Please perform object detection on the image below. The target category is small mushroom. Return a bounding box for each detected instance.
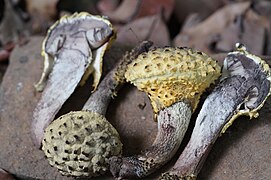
[160,43,271,179]
[109,47,221,178]
[42,41,153,177]
[32,12,115,146]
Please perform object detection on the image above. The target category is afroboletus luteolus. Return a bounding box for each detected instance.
[41,41,153,177]
[32,12,115,146]
[160,43,271,179]
[109,47,221,178]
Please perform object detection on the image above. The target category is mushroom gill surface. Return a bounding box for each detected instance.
[160,44,271,179]
[41,41,153,177]
[109,47,221,179]
[32,12,115,147]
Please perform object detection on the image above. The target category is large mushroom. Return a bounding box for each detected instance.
[41,41,153,177]
[109,47,221,178]
[160,43,271,179]
[32,12,115,146]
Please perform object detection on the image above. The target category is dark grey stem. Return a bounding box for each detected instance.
[109,101,192,179]
[83,40,153,115]
[160,52,271,179]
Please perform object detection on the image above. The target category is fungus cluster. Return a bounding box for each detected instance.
[41,41,153,177]
[109,47,221,178]
[33,12,271,179]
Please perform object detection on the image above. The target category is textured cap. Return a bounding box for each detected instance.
[125,47,221,113]
[42,111,122,177]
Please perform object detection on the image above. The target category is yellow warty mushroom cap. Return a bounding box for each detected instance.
[125,47,221,113]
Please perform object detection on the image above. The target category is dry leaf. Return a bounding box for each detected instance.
[0,169,14,180]
[97,0,120,14]
[134,0,174,21]
[0,0,30,45]
[0,49,10,62]
[174,2,268,54]
[103,0,140,23]
[104,0,174,23]
[26,0,59,33]
[116,14,170,47]
[174,0,224,24]
[253,0,271,55]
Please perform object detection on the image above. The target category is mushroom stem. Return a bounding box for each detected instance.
[109,101,192,179]
[160,44,271,179]
[161,78,246,179]
[82,41,153,114]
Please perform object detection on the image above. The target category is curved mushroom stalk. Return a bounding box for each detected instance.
[109,47,221,178]
[160,44,271,179]
[32,12,115,146]
[41,41,153,177]
[110,102,191,179]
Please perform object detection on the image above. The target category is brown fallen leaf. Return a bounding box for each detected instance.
[0,0,30,45]
[102,0,140,23]
[253,0,271,55]
[97,0,120,14]
[103,0,174,24]
[173,0,224,24]
[0,49,10,62]
[0,169,14,180]
[26,0,59,33]
[134,0,174,21]
[174,2,268,54]
[116,14,170,47]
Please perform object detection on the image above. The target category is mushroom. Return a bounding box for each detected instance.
[109,47,221,178]
[32,12,115,146]
[160,43,271,179]
[41,41,153,177]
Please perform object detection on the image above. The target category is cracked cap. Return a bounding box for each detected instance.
[125,47,221,114]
